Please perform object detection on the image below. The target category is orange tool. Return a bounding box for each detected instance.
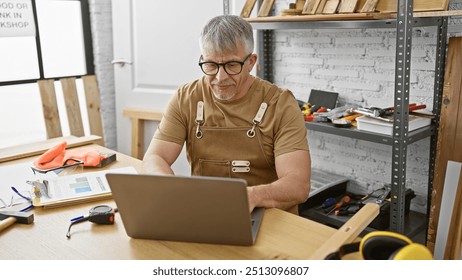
[342,113,362,121]
[409,104,426,112]
[326,195,351,216]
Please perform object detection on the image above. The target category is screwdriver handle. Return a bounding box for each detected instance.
[316,197,336,209]
[325,196,351,216]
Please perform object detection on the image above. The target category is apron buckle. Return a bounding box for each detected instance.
[232,160,250,173]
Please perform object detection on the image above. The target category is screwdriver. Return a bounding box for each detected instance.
[316,197,336,209]
[326,195,351,216]
[335,203,361,216]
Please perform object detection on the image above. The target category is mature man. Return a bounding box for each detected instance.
[142,15,311,213]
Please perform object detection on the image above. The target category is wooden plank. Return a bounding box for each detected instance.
[355,0,367,12]
[61,77,85,137]
[82,75,105,146]
[445,167,462,259]
[257,0,275,17]
[296,0,306,10]
[322,0,340,14]
[315,0,327,14]
[338,0,358,13]
[240,0,257,18]
[246,12,391,22]
[302,0,321,15]
[359,0,379,12]
[377,0,449,13]
[0,135,102,163]
[38,79,62,139]
[309,203,380,259]
[427,37,462,253]
[413,10,462,18]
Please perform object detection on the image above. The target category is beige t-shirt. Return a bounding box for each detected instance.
[155,76,309,166]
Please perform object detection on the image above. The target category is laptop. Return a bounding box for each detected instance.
[105,173,265,246]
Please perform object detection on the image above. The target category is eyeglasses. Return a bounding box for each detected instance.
[0,187,33,212]
[198,53,252,76]
[30,158,84,175]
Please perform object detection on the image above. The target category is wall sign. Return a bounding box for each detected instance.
[0,0,35,37]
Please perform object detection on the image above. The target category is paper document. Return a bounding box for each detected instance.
[33,166,137,207]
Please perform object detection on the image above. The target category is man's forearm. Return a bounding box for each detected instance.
[141,154,175,175]
[247,176,310,212]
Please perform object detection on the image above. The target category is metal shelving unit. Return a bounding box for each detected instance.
[246,0,448,234]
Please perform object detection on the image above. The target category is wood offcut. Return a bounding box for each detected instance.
[38,75,105,146]
[427,37,462,258]
[302,0,321,14]
[376,0,449,13]
[359,0,379,12]
[338,0,358,13]
[257,0,276,17]
[240,0,257,18]
[322,0,340,14]
[309,203,380,259]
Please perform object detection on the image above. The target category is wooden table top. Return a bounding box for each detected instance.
[0,142,340,260]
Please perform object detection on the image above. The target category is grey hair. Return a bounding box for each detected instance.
[199,15,254,55]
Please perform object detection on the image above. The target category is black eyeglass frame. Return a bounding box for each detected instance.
[198,53,253,76]
[31,158,84,175]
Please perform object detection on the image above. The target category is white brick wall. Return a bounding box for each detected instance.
[88,0,116,150]
[89,0,462,213]
[271,0,462,213]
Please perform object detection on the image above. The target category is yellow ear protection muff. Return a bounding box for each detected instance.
[325,231,433,260]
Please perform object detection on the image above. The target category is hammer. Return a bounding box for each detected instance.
[0,210,34,233]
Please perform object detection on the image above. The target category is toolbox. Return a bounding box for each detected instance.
[300,187,416,232]
[367,188,416,230]
[298,168,349,213]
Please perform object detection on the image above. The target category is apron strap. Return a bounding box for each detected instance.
[196,83,279,139]
[195,101,204,139]
[247,84,278,138]
[247,102,268,138]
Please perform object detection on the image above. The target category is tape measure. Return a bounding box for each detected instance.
[66,205,118,238]
[88,205,116,224]
[332,119,352,128]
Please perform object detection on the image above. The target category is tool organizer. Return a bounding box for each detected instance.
[228,0,453,235]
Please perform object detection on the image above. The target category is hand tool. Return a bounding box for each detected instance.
[316,197,336,209]
[326,195,351,216]
[66,205,118,238]
[0,210,34,233]
[375,185,391,204]
[335,208,358,216]
[347,108,394,123]
[370,103,426,117]
[335,203,362,216]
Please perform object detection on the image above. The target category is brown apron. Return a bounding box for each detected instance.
[191,95,277,186]
[189,86,300,214]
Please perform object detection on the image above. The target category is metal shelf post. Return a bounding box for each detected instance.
[390,0,414,233]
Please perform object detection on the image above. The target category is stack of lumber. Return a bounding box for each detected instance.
[241,0,457,21]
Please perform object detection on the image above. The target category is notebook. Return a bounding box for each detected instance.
[105,173,265,246]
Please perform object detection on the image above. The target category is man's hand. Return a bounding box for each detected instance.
[246,149,311,213]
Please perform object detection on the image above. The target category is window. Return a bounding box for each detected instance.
[0,0,93,148]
